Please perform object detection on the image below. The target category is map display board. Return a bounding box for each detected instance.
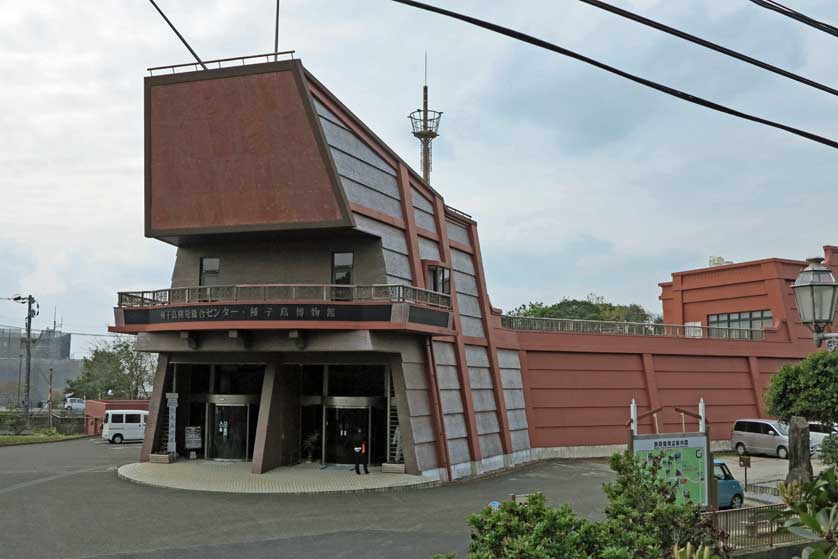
[633,433,710,506]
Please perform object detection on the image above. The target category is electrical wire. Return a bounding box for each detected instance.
[578,0,838,96]
[0,323,121,338]
[749,0,838,38]
[391,0,838,149]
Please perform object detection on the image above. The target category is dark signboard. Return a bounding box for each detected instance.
[123,304,392,325]
[408,306,451,328]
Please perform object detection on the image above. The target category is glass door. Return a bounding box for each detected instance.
[325,407,370,465]
[211,404,248,460]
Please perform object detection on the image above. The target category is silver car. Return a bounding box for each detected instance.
[732,419,817,459]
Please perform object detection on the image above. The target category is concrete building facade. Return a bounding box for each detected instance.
[111,57,829,481]
[0,328,82,408]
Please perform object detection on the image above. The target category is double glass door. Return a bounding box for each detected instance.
[325,407,370,465]
[211,404,248,460]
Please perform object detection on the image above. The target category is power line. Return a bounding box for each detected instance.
[749,0,838,38]
[0,323,122,338]
[578,0,838,97]
[391,0,838,150]
[147,0,207,70]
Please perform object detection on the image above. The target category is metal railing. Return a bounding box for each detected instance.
[500,315,765,341]
[147,51,296,76]
[705,504,801,551]
[117,284,451,310]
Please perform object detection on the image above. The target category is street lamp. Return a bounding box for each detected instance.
[792,257,838,351]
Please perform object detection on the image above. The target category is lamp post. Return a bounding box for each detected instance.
[792,257,838,352]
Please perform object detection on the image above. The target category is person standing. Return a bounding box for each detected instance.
[352,427,369,475]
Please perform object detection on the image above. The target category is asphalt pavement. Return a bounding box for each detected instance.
[0,438,614,559]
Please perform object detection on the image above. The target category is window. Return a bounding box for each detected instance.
[104,414,109,424]
[125,414,141,424]
[199,257,221,287]
[714,463,732,480]
[426,265,451,294]
[684,321,702,338]
[332,252,354,285]
[111,414,124,424]
[708,310,772,332]
[811,424,836,434]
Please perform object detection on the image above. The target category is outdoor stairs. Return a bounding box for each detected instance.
[382,380,404,473]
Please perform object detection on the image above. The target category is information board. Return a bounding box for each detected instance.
[633,433,710,506]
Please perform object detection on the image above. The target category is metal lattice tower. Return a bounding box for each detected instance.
[408,56,442,184]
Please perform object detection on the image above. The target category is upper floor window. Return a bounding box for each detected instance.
[199,257,221,286]
[427,265,451,294]
[708,310,772,331]
[332,252,354,285]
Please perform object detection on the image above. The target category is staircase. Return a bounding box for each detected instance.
[383,376,404,472]
[388,402,403,464]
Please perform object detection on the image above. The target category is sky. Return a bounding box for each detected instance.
[0,1,836,356]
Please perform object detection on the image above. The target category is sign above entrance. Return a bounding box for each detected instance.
[123,303,393,325]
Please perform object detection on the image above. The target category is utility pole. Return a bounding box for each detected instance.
[48,367,53,429]
[16,352,22,408]
[24,295,34,415]
[3,294,37,413]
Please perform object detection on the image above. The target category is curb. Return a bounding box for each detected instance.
[116,465,442,496]
[0,434,91,448]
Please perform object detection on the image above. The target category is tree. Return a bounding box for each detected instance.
[67,337,155,400]
[765,351,838,426]
[510,293,658,323]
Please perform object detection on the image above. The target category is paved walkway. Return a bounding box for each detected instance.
[118,460,437,493]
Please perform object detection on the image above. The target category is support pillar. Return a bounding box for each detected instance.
[252,364,300,474]
[140,354,170,462]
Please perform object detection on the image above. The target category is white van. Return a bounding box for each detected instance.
[102,410,148,444]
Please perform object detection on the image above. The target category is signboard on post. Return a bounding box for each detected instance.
[166,392,178,455]
[632,432,711,507]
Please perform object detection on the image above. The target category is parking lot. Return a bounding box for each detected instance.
[0,438,614,559]
[722,453,826,485]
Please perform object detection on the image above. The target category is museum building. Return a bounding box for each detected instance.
[111,54,835,481]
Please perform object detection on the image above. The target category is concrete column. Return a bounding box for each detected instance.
[140,354,170,462]
[252,364,301,474]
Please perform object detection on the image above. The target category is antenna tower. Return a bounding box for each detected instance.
[408,54,442,184]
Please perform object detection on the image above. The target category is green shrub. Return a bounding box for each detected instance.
[819,434,838,466]
[779,467,838,559]
[602,452,722,559]
[461,493,607,559]
[33,427,58,437]
[0,412,29,435]
[435,452,725,559]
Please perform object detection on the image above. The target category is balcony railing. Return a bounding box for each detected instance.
[117,284,451,310]
[500,315,765,341]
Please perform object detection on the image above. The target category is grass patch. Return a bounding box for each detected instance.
[0,433,85,447]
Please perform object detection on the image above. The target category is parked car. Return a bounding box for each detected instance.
[102,410,148,444]
[731,418,816,459]
[808,422,836,448]
[714,459,744,509]
[64,397,85,412]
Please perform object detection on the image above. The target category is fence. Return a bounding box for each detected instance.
[501,315,765,341]
[117,283,452,310]
[705,504,803,551]
[0,411,86,435]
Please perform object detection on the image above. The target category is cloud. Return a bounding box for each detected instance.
[1,1,836,352]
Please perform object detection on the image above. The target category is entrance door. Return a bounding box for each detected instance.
[212,404,248,460]
[325,407,369,464]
